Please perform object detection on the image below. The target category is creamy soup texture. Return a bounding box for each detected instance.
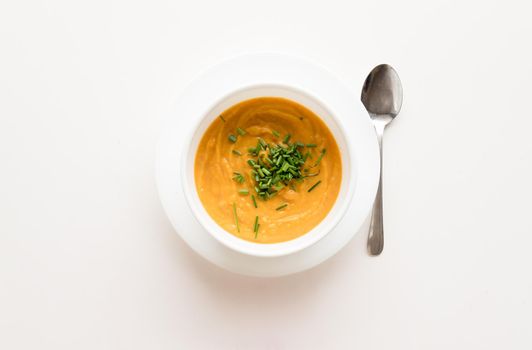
[194,97,342,243]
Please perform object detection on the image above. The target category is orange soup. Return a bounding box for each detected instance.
[194,97,342,243]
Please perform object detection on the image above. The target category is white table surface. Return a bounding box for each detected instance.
[1,0,531,349]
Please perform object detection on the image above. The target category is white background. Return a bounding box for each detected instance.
[1,0,531,349]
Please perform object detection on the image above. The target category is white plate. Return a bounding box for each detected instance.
[156,54,380,277]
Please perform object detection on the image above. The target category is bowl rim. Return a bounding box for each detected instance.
[180,83,357,257]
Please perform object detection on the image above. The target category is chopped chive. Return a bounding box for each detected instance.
[219,115,226,123]
[258,138,267,148]
[272,130,280,137]
[238,189,249,195]
[276,203,288,211]
[295,142,305,147]
[251,195,258,208]
[308,180,322,192]
[306,143,317,148]
[247,159,256,167]
[237,127,246,136]
[228,134,237,143]
[233,202,240,232]
[253,216,259,238]
[232,172,245,184]
[253,216,260,238]
[232,150,242,156]
[283,133,291,144]
[314,149,326,166]
[274,184,284,191]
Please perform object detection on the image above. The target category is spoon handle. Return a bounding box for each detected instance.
[368,124,384,255]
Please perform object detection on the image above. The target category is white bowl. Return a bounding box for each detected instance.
[181,84,356,257]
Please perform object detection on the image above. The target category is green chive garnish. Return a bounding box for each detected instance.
[306,143,317,148]
[237,134,324,201]
[228,134,237,143]
[308,180,322,192]
[272,130,280,137]
[251,195,258,208]
[219,115,226,123]
[238,189,249,195]
[274,184,284,191]
[237,127,246,136]
[233,202,239,232]
[276,203,288,211]
[232,172,245,184]
[253,216,259,238]
[232,150,242,156]
[314,149,326,166]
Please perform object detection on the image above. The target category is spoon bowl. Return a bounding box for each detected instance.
[361,64,403,118]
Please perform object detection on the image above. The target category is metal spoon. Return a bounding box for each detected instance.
[361,64,403,256]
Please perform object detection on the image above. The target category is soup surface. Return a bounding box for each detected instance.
[194,97,342,243]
